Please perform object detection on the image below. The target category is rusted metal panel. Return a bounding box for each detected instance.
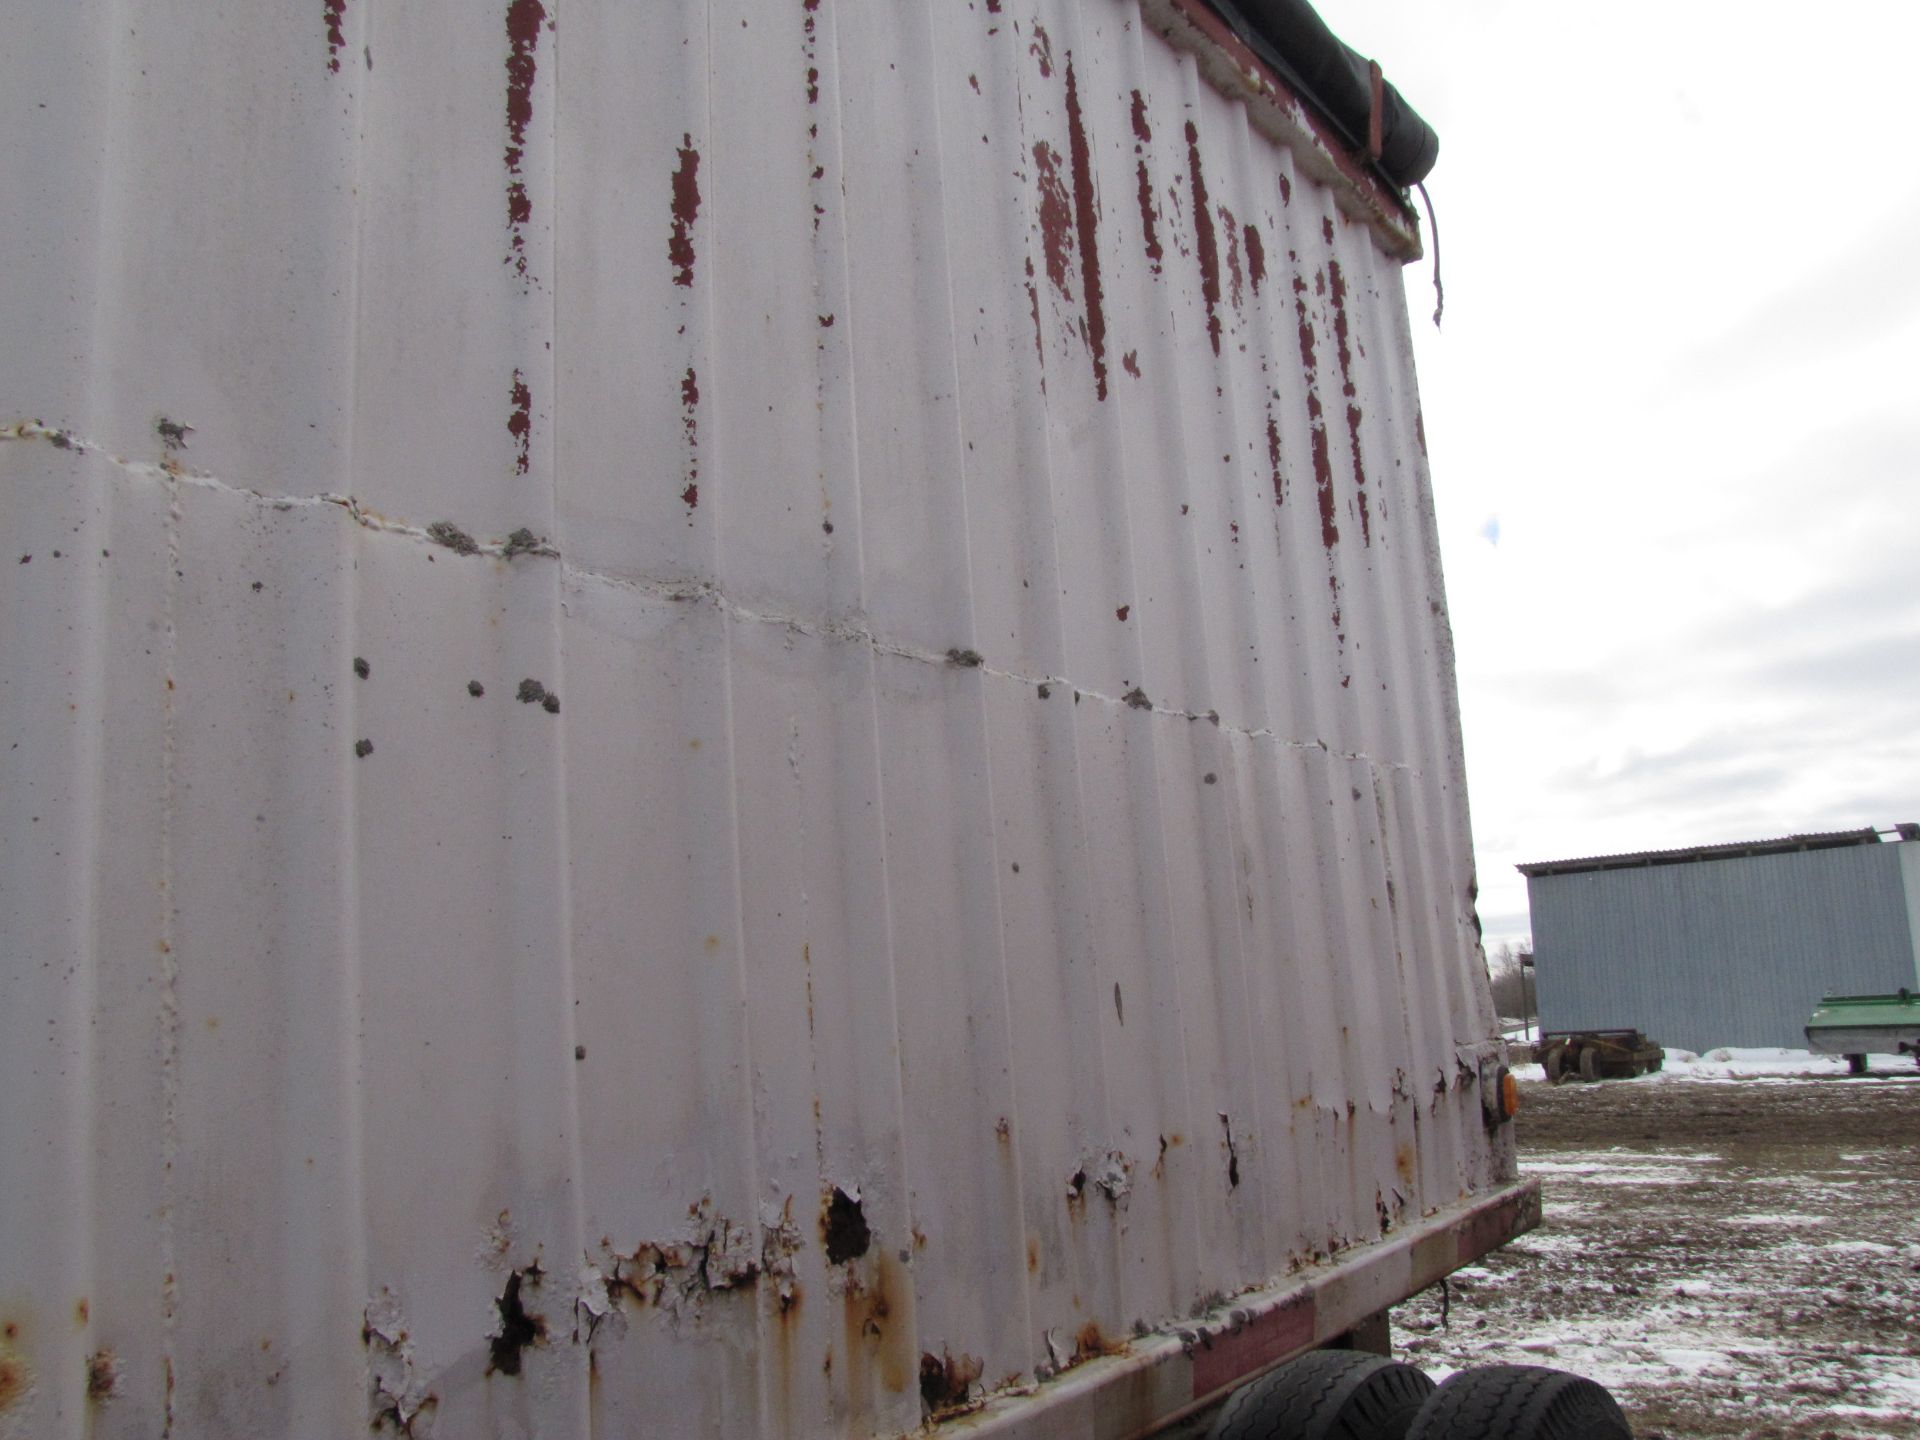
[1,3,1507,1437]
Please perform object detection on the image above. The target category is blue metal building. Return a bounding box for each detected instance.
[1519,826,1920,1053]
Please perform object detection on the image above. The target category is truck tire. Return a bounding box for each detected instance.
[1545,1047,1569,1085]
[1577,1047,1602,1083]
[1208,1349,1435,1440]
[1404,1364,1630,1439]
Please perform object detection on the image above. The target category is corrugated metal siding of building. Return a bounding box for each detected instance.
[0,4,1502,1437]
[1529,844,1920,1054]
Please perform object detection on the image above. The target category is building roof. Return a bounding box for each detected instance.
[1516,825,1920,879]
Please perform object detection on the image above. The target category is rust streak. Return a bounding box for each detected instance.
[1032,142,1073,301]
[1221,205,1243,310]
[1266,403,1283,503]
[1136,161,1163,276]
[1327,259,1371,545]
[503,0,547,281]
[1187,121,1221,355]
[681,366,699,508]
[1294,278,1337,551]
[1025,261,1047,385]
[1063,57,1107,401]
[670,136,702,288]
[1244,222,1266,294]
[508,370,531,476]
[323,0,347,73]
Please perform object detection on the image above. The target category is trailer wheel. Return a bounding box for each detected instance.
[1577,1046,1602,1083]
[1847,1053,1868,1075]
[1207,1349,1434,1440]
[1544,1047,1569,1085]
[1404,1364,1629,1439]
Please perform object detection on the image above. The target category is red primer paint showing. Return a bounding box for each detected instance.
[807,66,820,104]
[1186,121,1221,355]
[819,314,835,328]
[681,367,700,410]
[1136,161,1163,276]
[1191,1294,1315,1396]
[508,370,531,475]
[1122,350,1140,378]
[1220,206,1243,310]
[1294,280,1337,551]
[1032,143,1073,298]
[1277,172,1291,207]
[324,0,347,73]
[1321,216,1335,245]
[1030,22,1054,77]
[670,136,701,288]
[681,483,699,509]
[1063,58,1108,401]
[985,0,1001,13]
[1266,404,1283,503]
[1131,92,1162,276]
[1327,260,1370,544]
[503,0,547,281]
[1116,605,1130,622]
[969,73,980,93]
[1244,223,1265,294]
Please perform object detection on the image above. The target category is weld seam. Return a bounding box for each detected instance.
[5,421,1413,773]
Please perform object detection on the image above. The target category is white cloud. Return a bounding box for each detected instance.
[1314,0,1920,947]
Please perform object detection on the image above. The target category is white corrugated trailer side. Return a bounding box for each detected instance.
[0,1,1531,1436]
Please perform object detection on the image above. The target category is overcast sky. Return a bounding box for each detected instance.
[1308,1,1920,951]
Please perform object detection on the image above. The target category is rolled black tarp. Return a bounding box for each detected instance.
[1205,0,1439,187]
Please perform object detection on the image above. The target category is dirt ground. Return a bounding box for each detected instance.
[1391,1068,1920,1438]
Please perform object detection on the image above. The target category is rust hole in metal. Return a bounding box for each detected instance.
[822,1187,871,1265]
[486,1267,547,1377]
[1113,983,1124,1025]
[919,1348,984,1413]
[1220,1113,1240,1189]
[1073,1322,1125,1363]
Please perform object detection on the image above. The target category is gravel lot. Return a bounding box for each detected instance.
[1392,1061,1920,1438]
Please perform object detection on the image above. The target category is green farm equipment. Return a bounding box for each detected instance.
[1805,991,1920,1074]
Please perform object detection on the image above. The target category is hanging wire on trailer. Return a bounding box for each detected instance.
[1417,181,1444,329]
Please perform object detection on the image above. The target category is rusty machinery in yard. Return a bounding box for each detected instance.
[1540,1029,1667,1085]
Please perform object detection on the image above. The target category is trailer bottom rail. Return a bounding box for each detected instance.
[941,1178,1542,1439]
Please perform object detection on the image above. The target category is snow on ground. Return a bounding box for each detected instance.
[1393,1059,1920,1438]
